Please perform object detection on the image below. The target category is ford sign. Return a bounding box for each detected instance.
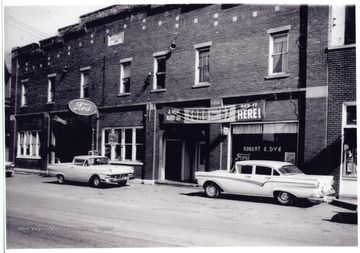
[68,99,97,116]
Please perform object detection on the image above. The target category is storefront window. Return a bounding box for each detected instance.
[102,127,144,162]
[232,122,298,165]
[342,104,357,178]
[17,131,41,158]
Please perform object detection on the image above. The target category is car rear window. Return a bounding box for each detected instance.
[240,165,252,174]
[255,166,272,175]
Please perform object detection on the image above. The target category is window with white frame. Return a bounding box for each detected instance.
[47,74,56,103]
[102,127,144,162]
[153,52,167,90]
[268,30,289,75]
[330,5,356,47]
[120,58,132,94]
[80,67,90,98]
[21,79,28,106]
[17,131,41,158]
[194,42,211,86]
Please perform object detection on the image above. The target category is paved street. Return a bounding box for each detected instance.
[6,173,358,248]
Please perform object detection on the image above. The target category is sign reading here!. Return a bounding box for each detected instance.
[68,99,97,116]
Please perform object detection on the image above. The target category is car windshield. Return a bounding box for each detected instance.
[279,165,304,175]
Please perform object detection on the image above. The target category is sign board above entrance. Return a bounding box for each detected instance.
[164,100,266,124]
[68,99,97,116]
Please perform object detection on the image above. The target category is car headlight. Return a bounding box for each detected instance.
[106,169,112,175]
[10,163,15,168]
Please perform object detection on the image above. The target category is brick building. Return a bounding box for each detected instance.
[8,4,356,196]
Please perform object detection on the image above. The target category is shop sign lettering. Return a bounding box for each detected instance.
[164,100,265,124]
[68,99,97,116]
[243,146,282,152]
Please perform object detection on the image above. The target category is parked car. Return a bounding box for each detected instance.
[195,160,335,205]
[47,155,134,187]
[5,161,15,177]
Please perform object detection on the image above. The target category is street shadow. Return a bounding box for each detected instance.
[324,212,358,225]
[42,180,129,189]
[182,191,318,208]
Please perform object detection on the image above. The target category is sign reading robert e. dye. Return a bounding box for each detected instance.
[164,100,266,124]
[68,99,97,116]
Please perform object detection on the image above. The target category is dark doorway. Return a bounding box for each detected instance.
[165,139,183,181]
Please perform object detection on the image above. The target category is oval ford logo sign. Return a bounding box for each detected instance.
[68,99,97,116]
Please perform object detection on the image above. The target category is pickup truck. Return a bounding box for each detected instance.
[47,155,134,187]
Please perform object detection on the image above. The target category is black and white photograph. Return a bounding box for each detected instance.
[1,0,358,251]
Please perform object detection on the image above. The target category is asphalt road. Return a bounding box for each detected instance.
[5,173,358,249]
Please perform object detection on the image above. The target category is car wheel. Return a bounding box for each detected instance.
[57,175,65,184]
[118,181,127,187]
[275,191,292,205]
[90,175,101,188]
[205,183,220,198]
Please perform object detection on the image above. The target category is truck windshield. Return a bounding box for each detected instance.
[279,165,304,175]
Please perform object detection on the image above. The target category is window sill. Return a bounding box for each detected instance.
[151,88,166,93]
[16,156,41,160]
[265,73,290,80]
[110,160,144,166]
[327,43,355,51]
[192,83,211,89]
[117,93,131,97]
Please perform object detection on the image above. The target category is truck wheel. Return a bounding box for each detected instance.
[57,175,65,184]
[205,183,220,198]
[90,175,101,188]
[275,191,292,205]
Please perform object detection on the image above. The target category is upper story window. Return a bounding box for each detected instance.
[194,42,212,86]
[80,66,90,99]
[153,51,167,91]
[330,5,356,47]
[47,74,56,103]
[267,26,291,77]
[20,79,28,106]
[120,58,132,94]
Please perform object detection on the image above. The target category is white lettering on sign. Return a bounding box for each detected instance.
[73,102,93,112]
[68,99,97,116]
[237,108,262,120]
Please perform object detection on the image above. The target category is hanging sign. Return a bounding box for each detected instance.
[68,99,97,116]
[164,100,266,124]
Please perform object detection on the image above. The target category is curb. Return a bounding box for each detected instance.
[330,198,357,211]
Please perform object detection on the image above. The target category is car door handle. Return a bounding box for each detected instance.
[265,177,271,180]
[245,176,251,178]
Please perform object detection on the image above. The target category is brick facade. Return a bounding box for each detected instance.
[8,4,356,194]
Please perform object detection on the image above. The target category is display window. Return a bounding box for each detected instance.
[231,122,298,165]
[342,104,357,178]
